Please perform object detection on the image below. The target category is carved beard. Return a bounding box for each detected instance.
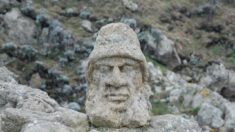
[85,82,151,128]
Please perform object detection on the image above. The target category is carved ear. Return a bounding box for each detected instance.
[139,61,148,83]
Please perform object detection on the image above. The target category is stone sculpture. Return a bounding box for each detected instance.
[86,23,151,128]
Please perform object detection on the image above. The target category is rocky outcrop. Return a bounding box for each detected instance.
[0,67,89,132]
[147,61,235,131]
[200,63,235,100]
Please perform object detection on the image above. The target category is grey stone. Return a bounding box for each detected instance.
[0,53,12,66]
[121,18,137,30]
[223,103,235,131]
[79,11,90,19]
[62,85,72,95]
[122,0,138,11]
[82,20,93,32]
[142,28,181,68]
[68,102,81,112]
[0,66,18,84]
[0,80,89,132]
[197,103,224,129]
[147,115,201,132]
[3,8,36,45]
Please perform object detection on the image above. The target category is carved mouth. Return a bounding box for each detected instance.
[105,94,129,102]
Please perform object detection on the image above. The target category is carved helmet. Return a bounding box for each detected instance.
[86,23,148,84]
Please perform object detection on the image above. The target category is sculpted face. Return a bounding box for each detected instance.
[86,23,151,128]
[92,57,142,112]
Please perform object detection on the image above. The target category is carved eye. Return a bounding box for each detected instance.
[99,65,111,73]
[120,65,134,72]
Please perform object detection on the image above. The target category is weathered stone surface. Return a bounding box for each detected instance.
[89,115,201,132]
[199,63,229,92]
[0,72,89,132]
[0,66,18,84]
[223,103,235,132]
[147,115,201,132]
[197,103,224,129]
[0,53,12,67]
[3,8,36,45]
[200,63,235,100]
[86,23,151,128]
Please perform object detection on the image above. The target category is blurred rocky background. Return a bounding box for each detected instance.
[0,0,234,131]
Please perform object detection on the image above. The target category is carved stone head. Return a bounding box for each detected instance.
[86,23,151,128]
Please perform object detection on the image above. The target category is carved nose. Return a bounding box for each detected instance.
[105,66,127,88]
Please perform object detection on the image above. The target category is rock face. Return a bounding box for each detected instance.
[86,23,151,128]
[3,8,36,45]
[147,115,201,132]
[0,67,89,132]
[0,66,18,84]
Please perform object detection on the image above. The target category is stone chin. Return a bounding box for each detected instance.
[85,84,151,128]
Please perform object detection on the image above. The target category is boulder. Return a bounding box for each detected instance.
[3,8,36,45]
[223,103,235,131]
[197,103,224,129]
[199,63,229,92]
[141,28,181,68]
[0,67,89,132]
[82,20,93,32]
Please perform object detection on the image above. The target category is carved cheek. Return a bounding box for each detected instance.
[92,70,110,87]
[132,71,143,89]
[92,70,101,85]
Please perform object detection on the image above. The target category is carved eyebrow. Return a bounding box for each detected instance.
[94,63,113,68]
[121,60,138,66]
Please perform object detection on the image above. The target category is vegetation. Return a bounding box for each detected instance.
[145,55,167,73]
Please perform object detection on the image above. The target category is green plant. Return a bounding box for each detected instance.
[225,57,235,63]
[145,55,167,73]
[191,107,200,115]
[210,45,222,55]
[151,101,172,115]
[226,49,234,56]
